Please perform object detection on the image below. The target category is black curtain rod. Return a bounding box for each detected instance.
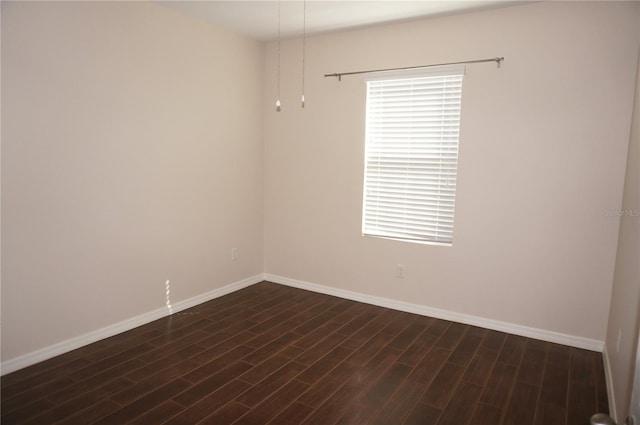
[324,57,504,81]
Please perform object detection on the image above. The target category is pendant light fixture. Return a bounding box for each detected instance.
[275,0,308,112]
[301,0,306,108]
[275,0,282,112]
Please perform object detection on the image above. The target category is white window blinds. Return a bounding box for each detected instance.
[362,66,464,245]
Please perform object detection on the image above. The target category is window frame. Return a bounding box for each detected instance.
[361,65,465,246]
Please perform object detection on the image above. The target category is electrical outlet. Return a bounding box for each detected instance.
[231,248,238,261]
[396,264,405,278]
[616,329,622,352]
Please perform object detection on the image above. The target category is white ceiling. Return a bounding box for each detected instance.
[158,1,520,42]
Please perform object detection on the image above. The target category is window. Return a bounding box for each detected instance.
[362,66,464,246]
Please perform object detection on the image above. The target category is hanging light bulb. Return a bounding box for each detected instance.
[301,0,306,108]
[276,0,282,112]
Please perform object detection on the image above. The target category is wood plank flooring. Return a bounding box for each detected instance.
[1,281,609,424]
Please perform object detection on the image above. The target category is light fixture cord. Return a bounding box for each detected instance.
[301,0,306,108]
[276,0,281,112]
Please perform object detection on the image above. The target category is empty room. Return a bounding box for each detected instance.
[2,1,639,424]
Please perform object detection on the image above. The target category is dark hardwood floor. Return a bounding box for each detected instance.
[1,281,608,424]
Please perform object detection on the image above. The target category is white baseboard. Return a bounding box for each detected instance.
[264,273,605,352]
[1,274,263,376]
[3,272,605,376]
[602,345,619,421]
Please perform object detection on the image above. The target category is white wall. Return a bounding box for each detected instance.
[264,2,640,345]
[605,43,640,421]
[1,2,264,364]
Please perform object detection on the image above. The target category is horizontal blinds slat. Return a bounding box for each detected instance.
[365,204,455,215]
[364,224,453,237]
[365,175,458,183]
[365,185,457,195]
[366,157,458,162]
[364,214,455,226]
[362,70,463,245]
[363,224,454,236]
[365,196,456,205]
[365,204,456,215]
[365,220,454,230]
[363,230,453,244]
